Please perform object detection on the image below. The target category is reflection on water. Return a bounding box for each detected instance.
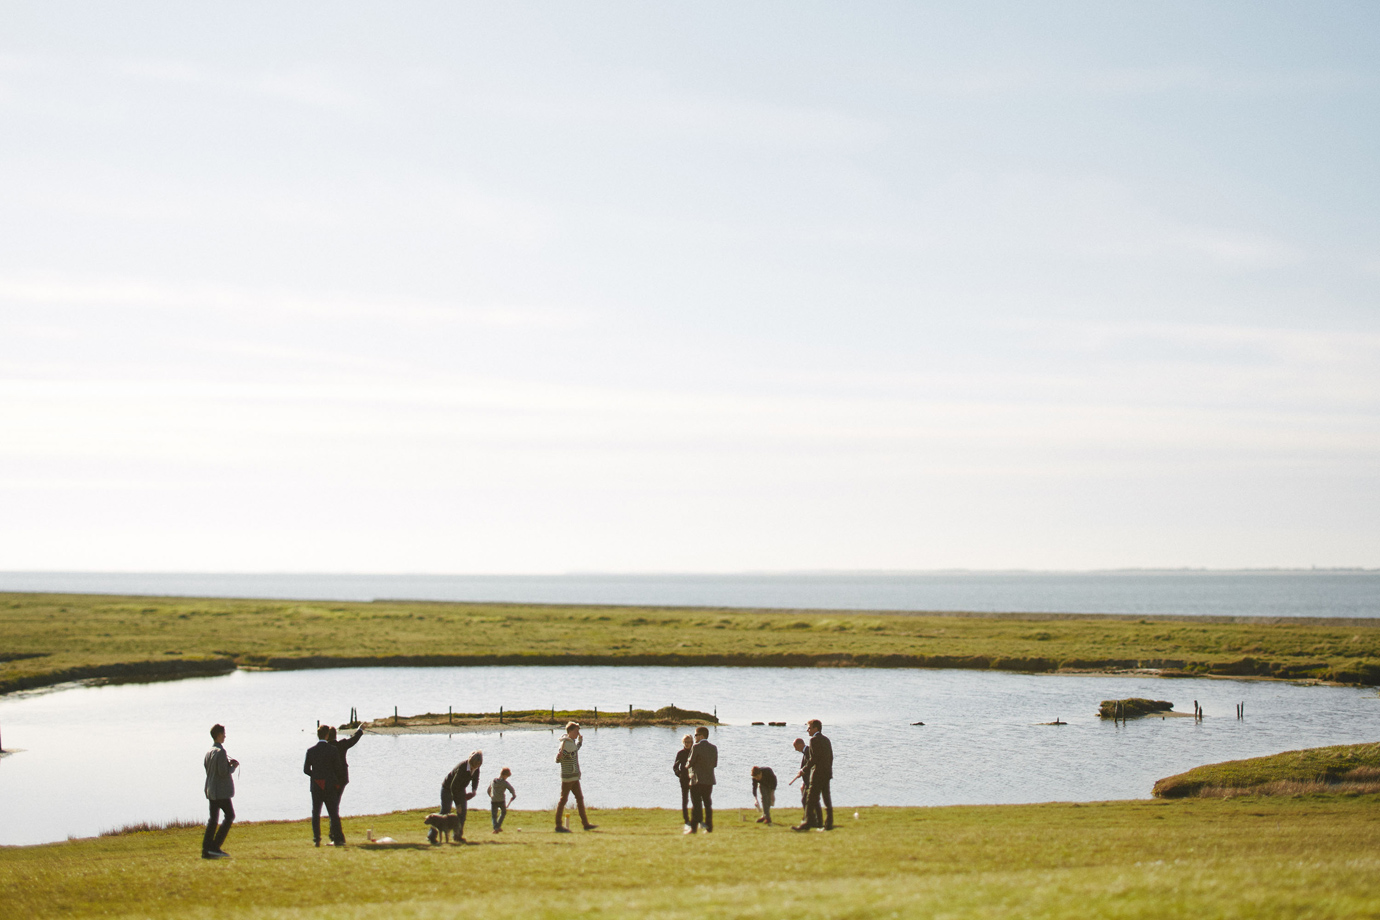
[0,666,1376,846]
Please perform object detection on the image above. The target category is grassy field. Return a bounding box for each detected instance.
[1154,742,1380,798]
[4,798,1379,919]
[4,591,1380,695]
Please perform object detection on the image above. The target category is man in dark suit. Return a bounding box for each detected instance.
[795,719,834,831]
[304,725,345,846]
[684,726,718,834]
[328,724,364,824]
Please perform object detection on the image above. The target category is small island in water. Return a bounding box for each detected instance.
[359,704,718,734]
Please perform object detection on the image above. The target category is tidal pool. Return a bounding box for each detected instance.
[0,666,1375,846]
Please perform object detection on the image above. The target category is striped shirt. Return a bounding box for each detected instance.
[558,736,582,781]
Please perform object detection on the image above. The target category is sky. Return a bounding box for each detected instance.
[1,2,1378,573]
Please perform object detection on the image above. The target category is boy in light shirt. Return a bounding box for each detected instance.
[554,722,597,832]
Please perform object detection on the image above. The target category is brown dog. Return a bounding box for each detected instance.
[424,812,461,844]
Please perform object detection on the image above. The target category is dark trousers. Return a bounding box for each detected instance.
[490,801,507,831]
[679,780,691,824]
[311,782,344,843]
[203,798,234,854]
[805,777,833,828]
[439,783,469,839]
[689,784,713,832]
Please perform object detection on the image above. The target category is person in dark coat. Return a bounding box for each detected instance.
[684,726,717,834]
[751,765,778,825]
[672,734,693,827]
[304,725,344,846]
[202,723,238,859]
[795,718,834,831]
[327,724,364,818]
[431,750,482,844]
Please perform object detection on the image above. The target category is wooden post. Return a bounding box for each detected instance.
[448,705,452,725]
[394,706,398,726]
[500,706,504,724]
[594,707,598,721]
[551,705,555,723]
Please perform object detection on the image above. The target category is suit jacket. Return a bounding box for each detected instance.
[303,740,342,786]
[204,743,235,800]
[687,738,718,786]
[331,727,363,785]
[807,732,833,782]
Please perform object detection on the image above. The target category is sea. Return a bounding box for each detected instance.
[0,570,1377,618]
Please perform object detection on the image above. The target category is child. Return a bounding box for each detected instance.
[751,765,778,825]
[487,767,516,833]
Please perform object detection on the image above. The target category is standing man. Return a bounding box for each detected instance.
[328,724,364,829]
[304,725,345,846]
[554,722,597,832]
[685,726,718,834]
[796,718,834,831]
[433,750,483,844]
[202,723,238,859]
[672,734,693,829]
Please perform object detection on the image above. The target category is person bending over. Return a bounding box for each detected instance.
[432,750,482,844]
[751,765,778,825]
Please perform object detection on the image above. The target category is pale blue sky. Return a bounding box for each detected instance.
[1,2,1377,571]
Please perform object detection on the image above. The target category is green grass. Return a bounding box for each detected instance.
[1098,698,1175,719]
[1154,742,1380,798]
[4,590,1380,695]
[4,799,1379,918]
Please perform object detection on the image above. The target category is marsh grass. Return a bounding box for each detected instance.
[101,818,204,837]
[5,799,1380,919]
[1154,742,1380,797]
[4,591,1380,695]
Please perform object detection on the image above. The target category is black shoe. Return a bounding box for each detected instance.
[582,824,598,831]
[792,824,810,832]
[555,826,572,833]
[212,849,230,857]
[201,851,221,859]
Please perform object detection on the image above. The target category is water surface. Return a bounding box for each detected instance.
[1,666,1376,846]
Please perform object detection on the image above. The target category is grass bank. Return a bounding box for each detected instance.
[1154,742,1380,798]
[4,799,1379,919]
[4,591,1380,695]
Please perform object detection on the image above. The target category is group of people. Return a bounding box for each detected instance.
[674,719,834,833]
[199,716,836,856]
